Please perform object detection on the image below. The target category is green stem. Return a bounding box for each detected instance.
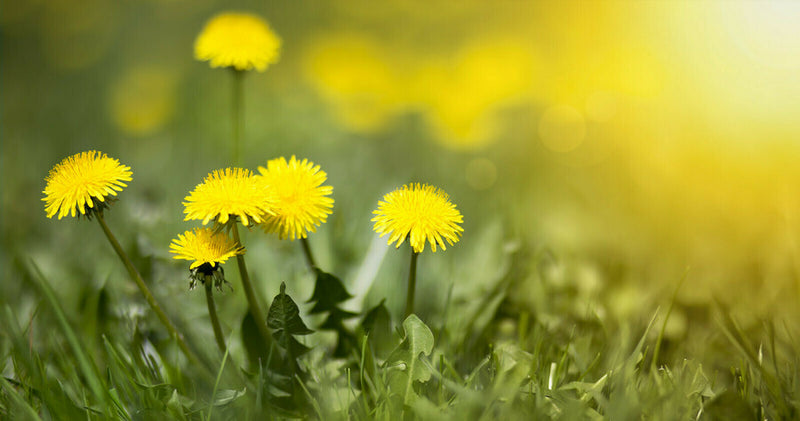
[300,237,316,270]
[231,69,244,166]
[231,223,273,347]
[95,212,201,367]
[204,281,227,355]
[404,250,419,318]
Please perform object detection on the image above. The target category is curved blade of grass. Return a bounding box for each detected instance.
[28,260,109,410]
[0,375,43,421]
[206,343,230,421]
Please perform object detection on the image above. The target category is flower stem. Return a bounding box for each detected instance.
[231,69,244,166]
[231,223,273,347]
[95,212,200,367]
[300,237,316,270]
[404,250,419,318]
[204,281,227,355]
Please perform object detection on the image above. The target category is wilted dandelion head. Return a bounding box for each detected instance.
[372,183,464,253]
[183,168,275,226]
[257,156,334,240]
[42,151,132,219]
[194,12,281,72]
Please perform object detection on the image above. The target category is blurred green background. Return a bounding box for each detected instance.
[3,0,800,367]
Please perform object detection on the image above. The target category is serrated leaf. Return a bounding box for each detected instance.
[384,315,435,406]
[268,282,313,336]
[308,269,352,313]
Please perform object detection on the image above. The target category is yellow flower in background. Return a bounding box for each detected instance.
[109,65,177,136]
[194,12,281,72]
[170,228,244,269]
[42,151,132,219]
[372,183,464,253]
[257,156,334,240]
[183,168,275,226]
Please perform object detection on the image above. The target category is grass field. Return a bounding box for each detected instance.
[2,1,800,419]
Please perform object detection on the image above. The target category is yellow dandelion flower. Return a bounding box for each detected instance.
[170,228,244,269]
[183,168,275,226]
[42,150,133,219]
[194,12,281,72]
[256,156,334,240]
[372,183,464,253]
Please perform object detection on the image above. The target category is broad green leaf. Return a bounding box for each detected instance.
[384,315,435,406]
[268,282,313,336]
[308,269,352,313]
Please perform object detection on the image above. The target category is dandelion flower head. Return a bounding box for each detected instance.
[372,183,464,253]
[257,156,334,240]
[183,168,275,226]
[194,12,281,72]
[170,228,244,269]
[42,151,132,219]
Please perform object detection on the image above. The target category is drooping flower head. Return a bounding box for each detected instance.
[256,156,334,240]
[170,228,244,289]
[183,168,275,226]
[372,183,464,253]
[194,12,281,72]
[42,151,133,219]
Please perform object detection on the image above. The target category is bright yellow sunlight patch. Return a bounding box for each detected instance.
[183,168,275,226]
[42,150,132,219]
[194,12,281,72]
[169,228,244,269]
[372,183,464,253]
[257,156,334,240]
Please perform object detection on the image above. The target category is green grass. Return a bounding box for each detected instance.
[2,235,798,420]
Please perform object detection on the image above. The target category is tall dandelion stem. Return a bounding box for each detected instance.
[204,282,227,354]
[300,238,316,270]
[405,250,419,318]
[95,212,199,366]
[231,69,244,166]
[231,223,272,346]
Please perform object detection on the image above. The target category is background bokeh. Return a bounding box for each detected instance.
[3,0,800,365]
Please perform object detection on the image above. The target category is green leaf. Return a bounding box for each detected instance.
[211,388,247,406]
[308,269,352,314]
[360,299,393,358]
[268,282,313,336]
[384,315,435,406]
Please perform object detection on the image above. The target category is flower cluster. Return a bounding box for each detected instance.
[171,158,335,286]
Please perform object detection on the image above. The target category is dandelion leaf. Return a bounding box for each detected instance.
[360,299,393,358]
[384,314,435,406]
[307,268,358,357]
[308,269,352,313]
[267,282,313,373]
[268,282,313,337]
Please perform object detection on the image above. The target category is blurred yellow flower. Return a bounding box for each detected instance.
[109,66,177,136]
[257,156,334,240]
[194,12,281,72]
[183,168,275,226]
[170,228,244,269]
[302,34,401,131]
[42,151,132,219]
[372,183,464,253]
